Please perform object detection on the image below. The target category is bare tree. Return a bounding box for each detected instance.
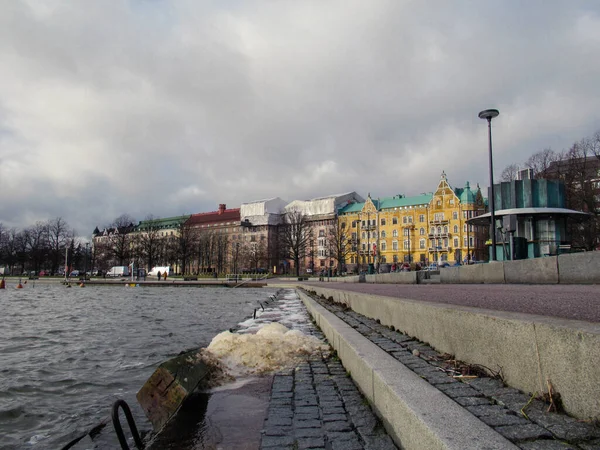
[48,217,74,272]
[279,210,312,276]
[329,217,353,273]
[172,222,199,275]
[136,215,162,271]
[525,148,560,179]
[107,215,135,266]
[26,222,50,272]
[500,164,519,182]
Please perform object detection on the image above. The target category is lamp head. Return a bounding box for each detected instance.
[478,109,499,120]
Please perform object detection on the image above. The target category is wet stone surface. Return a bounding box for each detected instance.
[305,290,600,450]
[261,360,397,450]
[258,290,397,449]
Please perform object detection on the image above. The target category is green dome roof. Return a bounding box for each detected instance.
[459,181,475,204]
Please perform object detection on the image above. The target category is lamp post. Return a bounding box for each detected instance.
[478,108,499,261]
[84,242,89,280]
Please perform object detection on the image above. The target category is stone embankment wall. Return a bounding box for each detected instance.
[440,251,600,284]
[303,285,600,421]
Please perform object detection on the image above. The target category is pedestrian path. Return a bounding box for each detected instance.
[302,290,600,449]
[255,289,398,449]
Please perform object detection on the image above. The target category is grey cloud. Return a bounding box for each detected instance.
[1,0,600,236]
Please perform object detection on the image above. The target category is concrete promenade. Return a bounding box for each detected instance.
[276,280,600,323]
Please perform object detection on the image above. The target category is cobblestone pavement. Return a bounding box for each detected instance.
[303,289,600,450]
[259,289,398,450]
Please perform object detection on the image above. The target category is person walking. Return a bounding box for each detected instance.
[157,270,161,281]
[163,271,167,281]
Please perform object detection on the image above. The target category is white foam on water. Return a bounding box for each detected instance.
[205,322,328,377]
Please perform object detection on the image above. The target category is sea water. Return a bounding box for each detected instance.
[0,282,281,449]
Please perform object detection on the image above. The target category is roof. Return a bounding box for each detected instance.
[456,182,475,204]
[136,215,191,231]
[338,193,433,214]
[467,207,591,226]
[187,208,240,226]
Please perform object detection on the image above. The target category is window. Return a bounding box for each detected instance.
[381,218,386,226]
[420,227,425,235]
[381,256,387,263]
[419,214,425,222]
[392,241,398,250]
[381,231,386,238]
[434,212,444,221]
[392,229,398,237]
[443,238,448,247]
[449,198,454,205]
[341,222,346,229]
[403,228,410,236]
[362,220,366,227]
[352,232,357,240]
[443,226,448,233]
[437,226,442,234]
[362,232,366,239]
[420,239,426,249]
[454,225,458,233]
[403,240,409,249]
[437,200,441,206]
[392,217,398,225]
[454,238,459,247]
[319,230,325,237]
[320,260,325,267]
[362,243,366,250]
[393,254,398,262]
[403,216,407,224]
[463,224,467,232]
[371,219,376,226]
[381,242,387,251]
[352,221,357,228]
[453,212,458,220]
[464,237,468,247]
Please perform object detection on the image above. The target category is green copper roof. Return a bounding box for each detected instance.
[457,182,475,204]
[135,215,191,231]
[338,194,433,214]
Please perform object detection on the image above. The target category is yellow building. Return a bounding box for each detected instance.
[337,172,486,272]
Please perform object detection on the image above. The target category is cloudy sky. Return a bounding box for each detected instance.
[1,0,600,237]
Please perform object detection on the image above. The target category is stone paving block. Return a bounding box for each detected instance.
[466,404,509,417]
[295,397,319,407]
[495,423,553,441]
[518,440,580,449]
[261,435,295,448]
[263,425,291,436]
[295,428,325,438]
[436,382,482,398]
[296,412,321,421]
[454,396,493,407]
[322,413,347,422]
[294,419,322,429]
[464,377,506,395]
[297,437,326,449]
[480,411,530,427]
[321,406,346,415]
[324,420,353,432]
[295,406,321,416]
[330,437,363,450]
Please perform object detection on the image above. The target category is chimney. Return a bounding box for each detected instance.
[218,204,226,215]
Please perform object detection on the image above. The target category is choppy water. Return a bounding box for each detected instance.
[0,282,278,450]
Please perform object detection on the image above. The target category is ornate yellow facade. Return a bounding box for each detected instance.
[338,172,486,272]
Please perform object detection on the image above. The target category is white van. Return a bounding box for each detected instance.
[106,266,130,278]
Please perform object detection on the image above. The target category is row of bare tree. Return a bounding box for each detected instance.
[500,130,600,250]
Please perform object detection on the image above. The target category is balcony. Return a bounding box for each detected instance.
[428,232,449,239]
[429,246,451,252]
[361,224,376,231]
[430,219,449,225]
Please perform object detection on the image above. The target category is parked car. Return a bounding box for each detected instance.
[39,270,50,276]
[70,270,80,277]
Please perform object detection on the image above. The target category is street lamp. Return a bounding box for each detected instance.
[478,108,499,261]
[84,242,89,280]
